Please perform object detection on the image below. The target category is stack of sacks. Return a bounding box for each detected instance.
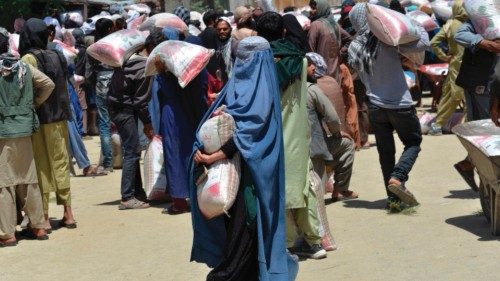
[366,3,420,46]
[196,112,241,219]
[138,13,188,35]
[87,29,148,67]
[145,40,214,88]
[408,10,439,31]
[464,0,500,40]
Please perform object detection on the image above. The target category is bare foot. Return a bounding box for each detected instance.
[388,178,402,186]
[43,214,52,232]
[63,206,76,225]
[32,228,48,238]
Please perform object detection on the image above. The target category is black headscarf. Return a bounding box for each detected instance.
[283,14,311,53]
[389,0,406,14]
[0,29,8,54]
[19,18,49,56]
[72,28,85,48]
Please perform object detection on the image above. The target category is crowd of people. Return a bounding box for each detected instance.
[1,0,500,280]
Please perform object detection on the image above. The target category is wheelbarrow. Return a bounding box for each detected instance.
[453,120,500,235]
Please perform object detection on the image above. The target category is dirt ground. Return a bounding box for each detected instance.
[1,120,500,280]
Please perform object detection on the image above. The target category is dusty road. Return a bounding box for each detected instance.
[1,131,499,280]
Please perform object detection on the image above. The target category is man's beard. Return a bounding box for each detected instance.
[307,75,317,83]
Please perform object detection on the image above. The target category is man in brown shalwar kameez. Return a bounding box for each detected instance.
[0,29,54,247]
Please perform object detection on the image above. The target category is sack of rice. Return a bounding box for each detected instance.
[8,33,19,57]
[408,10,438,31]
[138,13,188,35]
[125,3,151,15]
[145,40,214,88]
[197,153,241,219]
[144,135,168,201]
[128,14,147,30]
[366,4,420,46]
[410,0,430,7]
[464,0,500,40]
[400,0,411,6]
[53,39,79,65]
[98,132,123,169]
[431,0,453,21]
[198,112,236,154]
[87,29,147,67]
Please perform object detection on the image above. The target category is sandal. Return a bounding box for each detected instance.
[82,166,108,177]
[19,229,49,241]
[118,198,150,210]
[59,220,77,229]
[161,205,190,215]
[332,190,359,202]
[0,238,17,247]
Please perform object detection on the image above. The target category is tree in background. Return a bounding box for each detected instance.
[190,0,228,12]
[0,0,30,31]
[0,0,63,32]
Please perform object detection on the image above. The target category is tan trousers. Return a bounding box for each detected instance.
[42,189,71,213]
[32,121,72,213]
[285,186,321,248]
[435,90,463,128]
[0,184,45,239]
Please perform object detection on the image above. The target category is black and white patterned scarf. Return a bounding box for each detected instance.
[347,3,380,75]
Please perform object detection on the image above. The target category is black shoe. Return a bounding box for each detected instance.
[387,183,419,207]
[294,244,327,259]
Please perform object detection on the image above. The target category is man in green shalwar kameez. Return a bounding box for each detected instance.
[257,12,326,259]
[428,1,468,135]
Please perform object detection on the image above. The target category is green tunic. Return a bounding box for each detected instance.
[281,59,311,209]
[430,2,468,102]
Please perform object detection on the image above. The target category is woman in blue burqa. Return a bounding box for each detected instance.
[192,36,298,280]
[157,34,208,214]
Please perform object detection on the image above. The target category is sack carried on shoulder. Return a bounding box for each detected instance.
[367,3,420,46]
[145,40,214,88]
[465,0,500,40]
[87,29,147,67]
[138,13,188,35]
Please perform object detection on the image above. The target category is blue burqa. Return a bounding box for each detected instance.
[190,36,292,281]
[158,36,208,199]
[148,28,181,134]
